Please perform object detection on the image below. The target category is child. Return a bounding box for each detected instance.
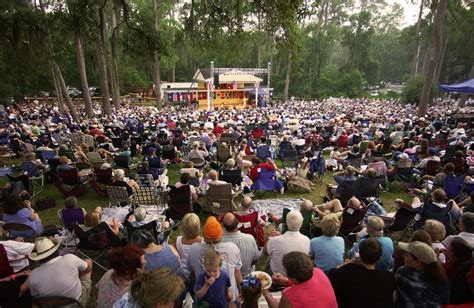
[195,249,232,308]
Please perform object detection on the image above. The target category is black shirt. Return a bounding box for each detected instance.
[330,263,396,308]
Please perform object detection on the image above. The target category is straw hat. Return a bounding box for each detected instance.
[29,237,60,261]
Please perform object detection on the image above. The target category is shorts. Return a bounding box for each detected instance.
[77,275,92,306]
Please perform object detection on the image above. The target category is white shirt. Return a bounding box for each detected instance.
[29,254,88,299]
[0,240,34,272]
[267,231,310,275]
[443,232,474,249]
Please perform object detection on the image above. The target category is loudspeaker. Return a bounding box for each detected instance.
[214,73,219,89]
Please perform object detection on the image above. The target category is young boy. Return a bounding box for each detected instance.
[195,250,232,308]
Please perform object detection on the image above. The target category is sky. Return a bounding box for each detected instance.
[392,0,423,27]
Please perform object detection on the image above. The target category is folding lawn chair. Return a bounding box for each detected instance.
[205,183,238,216]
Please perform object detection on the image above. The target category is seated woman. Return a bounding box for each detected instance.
[113,267,184,308]
[186,141,208,169]
[174,213,202,274]
[3,194,43,237]
[179,160,202,186]
[309,214,344,272]
[113,169,139,196]
[218,158,242,187]
[396,241,449,307]
[348,216,394,271]
[83,207,120,236]
[249,157,277,182]
[130,230,183,277]
[262,251,337,307]
[286,153,315,192]
[96,245,145,307]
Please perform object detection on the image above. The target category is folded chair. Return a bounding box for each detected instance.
[58,208,86,246]
[124,220,160,244]
[234,212,265,247]
[251,169,284,193]
[157,220,180,245]
[444,174,466,201]
[423,160,440,177]
[2,222,37,242]
[55,168,86,197]
[89,167,113,197]
[106,186,133,207]
[166,185,193,220]
[137,173,157,190]
[20,161,44,197]
[33,296,82,308]
[280,149,298,167]
[114,155,137,177]
[338,203,368,242]
[0,243,13,278]
[133,187,165,212]
[72,222,121,271]
[414,200,457,233]
[382,206,417,239]
[40,151,56,164]
[205,183,238,216]
[219,169,243,187]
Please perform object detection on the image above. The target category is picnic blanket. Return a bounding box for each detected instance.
[252,198,303,220]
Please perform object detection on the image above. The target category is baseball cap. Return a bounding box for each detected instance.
[398,241,437,264]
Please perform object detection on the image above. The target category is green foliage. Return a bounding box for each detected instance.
[0,0,470,102]
[402,75,424,104]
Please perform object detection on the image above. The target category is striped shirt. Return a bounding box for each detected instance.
[222,231,259,277]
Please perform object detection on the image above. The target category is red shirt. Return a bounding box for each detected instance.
[249,163,275,181]
[283,268,338,308]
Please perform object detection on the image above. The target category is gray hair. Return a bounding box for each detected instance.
[286,210,304,232]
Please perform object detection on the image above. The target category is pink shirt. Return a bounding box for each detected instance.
[283,268,338,308]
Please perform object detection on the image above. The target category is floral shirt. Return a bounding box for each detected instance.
[96,270,132,308]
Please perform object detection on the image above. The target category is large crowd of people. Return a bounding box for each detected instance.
[0,96,473,307]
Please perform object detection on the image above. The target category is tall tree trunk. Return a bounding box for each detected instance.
[257,44,261,68]
[169,0,176,82]
[434,33,449,89]
[52,61,80,123]
[459,65,474,108]
[421,44,431,77]
[418,0,448,116]
[152,0,162,107]
[110,0,121,110]
[75,29,93,117]
[95,3,111,116]
[411,0,424,77]
[51,67,65,114]
[283,52,292,102]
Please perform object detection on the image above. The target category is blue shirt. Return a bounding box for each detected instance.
[195,270,230,308]
[349,237,394,271]
[310,235,344,272]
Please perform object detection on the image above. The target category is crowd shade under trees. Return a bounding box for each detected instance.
[0,0,472,118]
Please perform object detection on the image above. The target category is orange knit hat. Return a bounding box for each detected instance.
[203,216,222,241]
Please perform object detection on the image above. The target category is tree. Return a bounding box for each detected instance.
[94,1,111,116]
[418,0,448,116]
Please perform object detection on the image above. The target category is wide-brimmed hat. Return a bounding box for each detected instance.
[29,237,60,261]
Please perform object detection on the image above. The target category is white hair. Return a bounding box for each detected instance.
[286,210,304,232]
[114,169,125,181]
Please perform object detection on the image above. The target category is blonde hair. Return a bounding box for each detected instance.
[130,268,184,308]
[367,216,384,237]
[423,219,446,242]
[84,211,100,227]
[300,199,313,211]
[319,214,341,237]
[204,249,222,267]
[180,213,200,239]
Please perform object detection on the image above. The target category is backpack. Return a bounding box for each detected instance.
[34,197,56,211]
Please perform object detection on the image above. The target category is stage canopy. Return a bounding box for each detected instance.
[439,78,474,94]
